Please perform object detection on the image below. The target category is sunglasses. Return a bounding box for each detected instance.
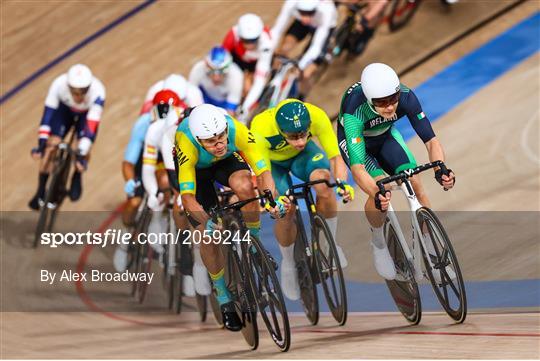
[299,10,316,17]
[241,37,259,45]
[372,91,400,108]
[206,68,227,76]
[283,131,308,141]
[69,86,90,96]
[200,129,228,148]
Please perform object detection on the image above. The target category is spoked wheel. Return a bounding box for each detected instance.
[196,294,208,322]
[294,225,319,325]
[248,237,291,352]
[226,242,259,350]
[384,219,422,325]
[311,214,347,326]
[387,0,422,32]
[129,242,141,297]
[416,208,467,323]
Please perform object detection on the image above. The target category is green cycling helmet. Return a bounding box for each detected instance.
[275,99,311,134]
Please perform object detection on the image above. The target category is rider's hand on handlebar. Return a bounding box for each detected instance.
[435,168,455,190]
[264,195,291,219]
[147,192,165,212]
[31,139,47,160]
[124,179,141,197]
[374,190,391,212]
[205,218,222,233]
[335,179,355,202]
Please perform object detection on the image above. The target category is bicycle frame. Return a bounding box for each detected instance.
[266,59,299,108]
[381,161,448,282]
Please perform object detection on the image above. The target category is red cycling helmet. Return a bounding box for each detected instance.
[152,89,185,120]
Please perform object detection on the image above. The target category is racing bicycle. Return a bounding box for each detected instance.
[377,160,467,324]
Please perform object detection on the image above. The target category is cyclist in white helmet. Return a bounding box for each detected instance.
[337,63,456,281]
[189,46,244,116]
[174,104,290,331]
[29,64,106,210]
[271,0,338,100]
[222,13,274,122]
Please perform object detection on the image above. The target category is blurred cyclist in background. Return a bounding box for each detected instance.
[189,46,244,116]
[29,64,106,210]
[336,0,389,57]
[139,73,203,115]
[271,0,337,100]
[222,13,274,122]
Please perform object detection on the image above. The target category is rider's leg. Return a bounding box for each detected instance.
[410,174,431,208]
[227,169,260,237]
[29,136,61,209]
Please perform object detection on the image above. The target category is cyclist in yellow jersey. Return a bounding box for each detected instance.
[251,98,353,300]
[174,104,290,331]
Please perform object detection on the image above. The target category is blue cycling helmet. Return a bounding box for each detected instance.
[205,46,233,73]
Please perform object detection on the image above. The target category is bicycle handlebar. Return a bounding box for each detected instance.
[209,189,275,222]
[286,179,348,203]
[375,160,449,195]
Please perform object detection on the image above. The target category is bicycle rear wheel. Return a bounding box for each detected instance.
[248,237,291,352]
[209,291,224,327]
[416,207,467,323]
[196,294,208,322]
[387,0,422,32]
[384,219,422,325]
[312,214,347,326]
[294,212,319,325]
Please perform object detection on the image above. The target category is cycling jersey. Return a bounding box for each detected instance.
[271,0,337,70]
[142,110,180,198]
[250,101,340,164]
[175,115,269,195]
[39,73,106,143]
[188,60,244,112]
[124,113,152,169]
[338,82,435,175]
[222,25,274,113]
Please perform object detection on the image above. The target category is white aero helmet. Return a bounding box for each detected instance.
[237,13,264,41]
[163,74,187,101]
[188,104,228,140]
[360,63,400,104]
[67,64,93,88]
[297,0,319,12]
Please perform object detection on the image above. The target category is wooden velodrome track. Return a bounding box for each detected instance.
[1,0,539,358]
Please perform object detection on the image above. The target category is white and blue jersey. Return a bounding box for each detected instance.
[188,60,243,113]
[124,113,152,175]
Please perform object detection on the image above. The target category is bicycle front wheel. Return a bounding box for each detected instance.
[384,219,422,325]
[416,207,467,323]
[247,237,291,352]
[387,0,422,32]
[294,226,319,325]
[312,214,348,326]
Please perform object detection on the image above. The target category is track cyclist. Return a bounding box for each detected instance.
[189,46,244,116]
[251,98,352,300]
[337,63,456,280]
[222,13,274,122]
[29,64,106,210]
[115,75,202,271]
[174,104,290,331]
[271,0,337,100]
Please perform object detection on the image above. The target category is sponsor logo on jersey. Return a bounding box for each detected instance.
[339,139,349,157]
[312,153,324,162]
[233,152,245,163]
[417,112,426,120]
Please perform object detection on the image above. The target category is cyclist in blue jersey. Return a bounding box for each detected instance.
[337,63,455,280]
